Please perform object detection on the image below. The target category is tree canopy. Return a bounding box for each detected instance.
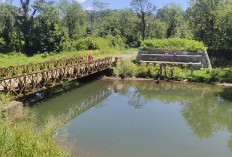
[0,0,232,55]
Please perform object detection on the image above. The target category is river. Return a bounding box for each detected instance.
[34,80,232,157]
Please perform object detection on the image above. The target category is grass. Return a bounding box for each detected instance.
[0,102,70,157]
[114,59,232,83]
[140,38,207,52]
[0,48,137,67]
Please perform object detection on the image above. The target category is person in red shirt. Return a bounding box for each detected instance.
[88,54,93,61]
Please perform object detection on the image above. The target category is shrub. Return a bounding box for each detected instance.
[140,38,207,52]
[188,70,212,83]
[147,64,159,77]
[138,62,148,77]
[115,60,137,77]
[74,37,111,50]
[106,35,126,49]
[0,113,69,157]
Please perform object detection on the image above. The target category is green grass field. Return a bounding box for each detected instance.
[0,48,138,67]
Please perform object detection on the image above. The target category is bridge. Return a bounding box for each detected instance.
[0,57,112,99]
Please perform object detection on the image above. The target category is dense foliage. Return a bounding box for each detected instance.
[0,109,69,157]
[0,0,231,55]
[115,59,232,83]
[140,38,206,51]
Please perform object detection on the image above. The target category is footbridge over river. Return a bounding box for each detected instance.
[0,57,112,99]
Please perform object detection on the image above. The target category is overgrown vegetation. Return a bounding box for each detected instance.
[140,38,207,51]
[0,48,137,67]
[0,101,69,157]
[0,0,232,57]
[114,60,232,83]
[1,0,232,155]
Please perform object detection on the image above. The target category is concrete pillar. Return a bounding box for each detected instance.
[202,50,212,69]
[0,101,23,122]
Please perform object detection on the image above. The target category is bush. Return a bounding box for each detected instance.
[74,37,111,50]
[115,60,137,77]
[140,38,207,52]
[106,35,126,49]
[74,36,127,51]
[0,113,69,157]
[188,70,212,83]
[114,59,232,83]
[138,62,148,77]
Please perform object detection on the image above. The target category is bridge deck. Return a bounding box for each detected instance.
[0,57,112,99]
[0,56,86,78]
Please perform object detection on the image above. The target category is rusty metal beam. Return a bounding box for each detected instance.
[0,56,86,78]
[0,57,112,99]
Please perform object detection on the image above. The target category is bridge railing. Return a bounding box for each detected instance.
[0,56,86,78]
[0,57,112,99]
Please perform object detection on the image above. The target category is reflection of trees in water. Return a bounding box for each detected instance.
[219,88,232,102]
[116,81,232,152]
[114,81,150,109]
[181,88,232,151]
[128,91,150,109]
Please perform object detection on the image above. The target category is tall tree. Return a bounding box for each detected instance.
[10,0,51,55]
[157,3,191,38]
[86,0,109,36]
[101,9,140,47]
[30,6,64,53]
[59,0,87,40]
[188,0,224,49]
[0,3,22,52]
[130,0,156,40]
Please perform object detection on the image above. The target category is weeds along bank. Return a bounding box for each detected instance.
[114,39,232,84]
[0,100,70,157]
[114,60,232,83]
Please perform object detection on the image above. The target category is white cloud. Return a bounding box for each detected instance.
[76,0,86,4]
[86,6,93,11]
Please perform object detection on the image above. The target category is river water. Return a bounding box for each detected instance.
[34,80,232,157]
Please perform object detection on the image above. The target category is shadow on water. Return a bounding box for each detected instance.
[18,69,113,106]
[219,88,232,102]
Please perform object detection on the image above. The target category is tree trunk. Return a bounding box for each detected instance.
[141,12,146,40]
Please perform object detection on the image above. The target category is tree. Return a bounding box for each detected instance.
[130,0,156,40]
[9,0,52,55]
[157,3,191,38]
[147,18,167,39]
[213,1,232,50]
[188,0,225,49]
[59,0,87,40]
[101,9,140,47]
[30,6,64,53]
[0,3,22,52]
[86,0,109,36]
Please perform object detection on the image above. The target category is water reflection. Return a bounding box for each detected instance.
[34,80,113,122]
[115,81,232,152]
[35,80,232,156]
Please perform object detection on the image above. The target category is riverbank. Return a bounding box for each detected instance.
[0,98,70,157]
[101,76,232,87]
[113,59,232,84]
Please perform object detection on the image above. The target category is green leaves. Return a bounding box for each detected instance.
[140,38,207,51]
[189,0,232,50]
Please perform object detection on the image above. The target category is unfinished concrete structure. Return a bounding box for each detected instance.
[136,49,212,69]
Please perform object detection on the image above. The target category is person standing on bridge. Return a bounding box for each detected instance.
[88,54,93,61]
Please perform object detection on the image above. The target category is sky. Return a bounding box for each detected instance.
[6,0,189,10]
[77,0,189,10]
